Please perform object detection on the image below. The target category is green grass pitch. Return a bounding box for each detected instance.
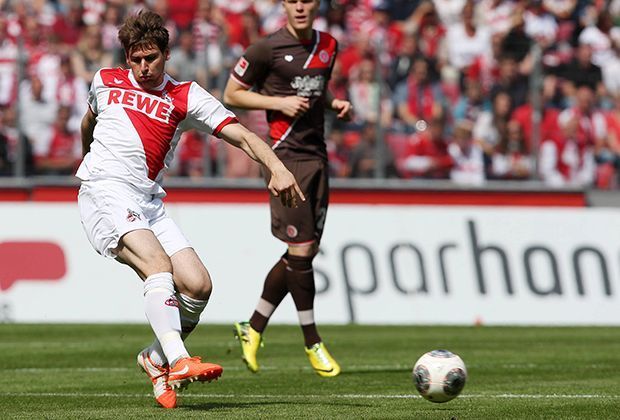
[1,324,619,419]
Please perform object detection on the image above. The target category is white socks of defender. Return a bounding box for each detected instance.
[143,273,188,367]
[177,293,208,340]
[146,290,209,367]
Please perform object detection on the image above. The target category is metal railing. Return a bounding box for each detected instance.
[2,38,560,190]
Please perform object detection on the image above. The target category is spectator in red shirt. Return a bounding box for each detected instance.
[36,106,80,175]
[326,126,352,178]
[51,2,83,49]
[489,120,533,180]
[360,0,404,62]
[175,130,211,178]
[449,118,485,185]
[167,0,199,30]
[398,110,453,179]
[393,56,446,133]
[539,84,603,187]
[337,31,374,80]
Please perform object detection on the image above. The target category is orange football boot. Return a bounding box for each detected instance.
[167,356,223,390]
[137,349,177,409]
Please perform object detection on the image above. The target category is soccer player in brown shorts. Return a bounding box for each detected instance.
[224,0,352,377]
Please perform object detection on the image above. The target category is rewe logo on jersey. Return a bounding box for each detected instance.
[107,89,175,124]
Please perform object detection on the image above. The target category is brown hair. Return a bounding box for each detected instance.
[118,10,169,55]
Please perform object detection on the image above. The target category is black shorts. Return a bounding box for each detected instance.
[264,159,329,245]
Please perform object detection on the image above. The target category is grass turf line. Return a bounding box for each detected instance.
[0,324,619,419]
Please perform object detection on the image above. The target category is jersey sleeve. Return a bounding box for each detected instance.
[327,38,339,82]
[184,82,238,136]
[229,40,271,89]
[87,70,103,115]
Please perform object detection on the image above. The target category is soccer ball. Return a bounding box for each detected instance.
[412,349,467,403]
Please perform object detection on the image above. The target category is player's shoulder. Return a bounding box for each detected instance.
[263,26,288,43]
[315,30,338,45]
[97,67,130,85]
[169,77,221,107]
[247,30,279,54]
[314,30,339,58]
[161,75,196,106]
[163,74,193,92]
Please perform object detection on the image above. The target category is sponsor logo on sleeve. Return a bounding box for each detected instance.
[234,57,249,77]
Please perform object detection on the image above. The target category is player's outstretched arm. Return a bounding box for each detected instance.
[80,108,97,157]
[223,78,309,118]
[218,122,305,207]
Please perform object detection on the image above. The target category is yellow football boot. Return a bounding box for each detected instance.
[305,342,341,377]
[233,321,262,373]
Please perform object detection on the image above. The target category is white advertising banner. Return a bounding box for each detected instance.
[1,202,619,325]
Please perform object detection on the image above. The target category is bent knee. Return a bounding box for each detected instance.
[177,270,213,300]
[193,276,213,300]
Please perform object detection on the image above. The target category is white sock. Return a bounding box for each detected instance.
[146,294,209,366]
[146,340,167,367]
[177,292,208,340]
[143,273,189,366]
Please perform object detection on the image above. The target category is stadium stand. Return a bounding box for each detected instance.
[1,0,620,189]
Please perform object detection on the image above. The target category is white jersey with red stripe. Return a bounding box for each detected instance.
[76,67,237,197]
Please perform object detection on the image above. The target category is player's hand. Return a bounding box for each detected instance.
[279,96,310,118]
[268,166,306,208]
[332,98,353,121]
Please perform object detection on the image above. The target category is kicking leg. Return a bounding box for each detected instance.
[116,229,185,408]
[166,247,222,389]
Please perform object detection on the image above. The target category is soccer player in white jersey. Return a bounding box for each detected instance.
[76,11,304,409]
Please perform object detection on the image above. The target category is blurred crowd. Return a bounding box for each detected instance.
[2,0,620,188]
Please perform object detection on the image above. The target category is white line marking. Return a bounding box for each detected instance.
[0,392,618,400]
[3,363,615,373]
[7,367,129,373]
[2,364,408,373]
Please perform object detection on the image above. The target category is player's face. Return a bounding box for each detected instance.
[126,45,169,90]
[283,0,319,37]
